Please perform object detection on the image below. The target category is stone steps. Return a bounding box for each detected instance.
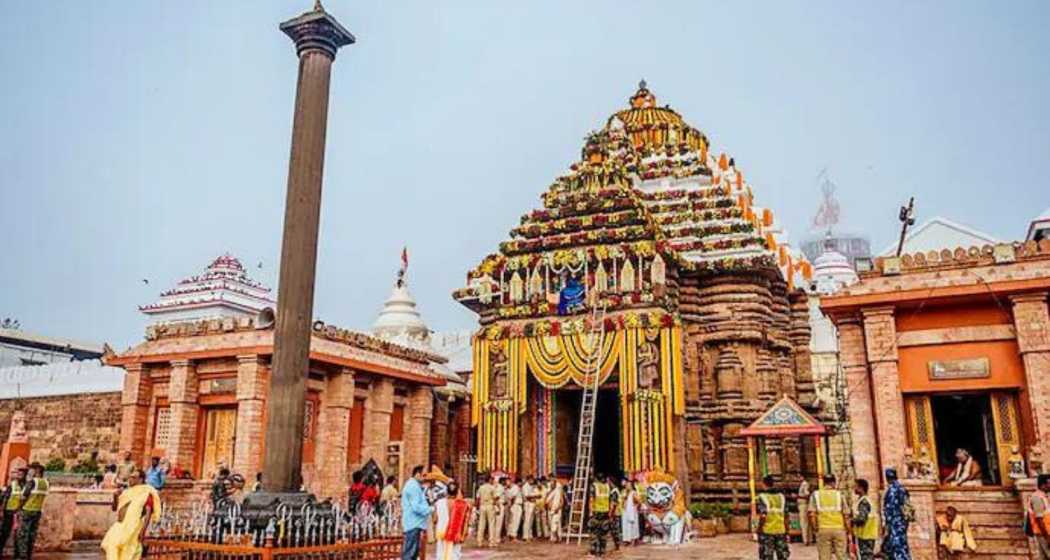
[933,490,1030,558]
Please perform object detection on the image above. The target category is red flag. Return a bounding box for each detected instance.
[401,246,409,274]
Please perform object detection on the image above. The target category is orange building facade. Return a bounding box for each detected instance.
[822,239,1050,559]
[107,316,447,499]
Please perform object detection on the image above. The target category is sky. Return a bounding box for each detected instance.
[1,1,1048,350]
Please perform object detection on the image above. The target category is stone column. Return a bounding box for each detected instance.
[362,378,394,469]
[1011,292,1050,455]
[167,359,199,473]
[429,396,450,469]
[403,386,434,481]
[838,316,880,489]
[119,363,152,464]
[264,5,355,492]
[233,355,269,478]
[313,368,354,499]
[861,307,907,477]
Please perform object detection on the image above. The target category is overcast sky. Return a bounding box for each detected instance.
[1,1,1048,350]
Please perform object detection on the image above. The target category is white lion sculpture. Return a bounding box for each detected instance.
[639,471,691,544]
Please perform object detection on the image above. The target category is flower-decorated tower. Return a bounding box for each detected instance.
[454,83,815,499]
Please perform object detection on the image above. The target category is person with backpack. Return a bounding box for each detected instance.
[881,468,912,560]
[1027,474,1050,559]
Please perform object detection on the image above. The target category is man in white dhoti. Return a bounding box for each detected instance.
[505,477,524,541]
[435,482,472,560]
[522,476,540,541]
[546,477,565,541]
[621,479,641,545]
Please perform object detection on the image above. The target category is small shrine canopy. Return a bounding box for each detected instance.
[741,395,826,437]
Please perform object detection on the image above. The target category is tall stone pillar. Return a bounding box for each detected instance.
[167,359,200,473]
[263,4,355,492]
[315,368,354,498]
[1011,292,1050,455]
[234,355,269,477]
[404,386,434,481]
[362,378,394,469]
[862,307,907,476]
[119,363,152,465]
[838,316,880,489]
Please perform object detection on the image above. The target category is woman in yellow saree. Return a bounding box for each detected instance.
[101,469,162,560]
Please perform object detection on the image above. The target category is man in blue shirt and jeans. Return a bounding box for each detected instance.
[401,465,433,560]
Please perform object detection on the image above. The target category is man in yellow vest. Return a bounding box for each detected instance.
[808,473,849,560]
[588,473,612,557]
[475,474,500,547]
[14,463,48,559]
[757,475,790,560]
[851,479,879,560]
[0,467,28,554]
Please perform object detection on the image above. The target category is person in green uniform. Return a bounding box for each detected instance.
[851,479,879,560]
[0,467,28,555]
[588,473,612,557]
[757,475,790,560]
[14,463,48,559]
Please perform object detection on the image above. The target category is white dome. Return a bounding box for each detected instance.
[811,247,858,295]
[372,283,430,343]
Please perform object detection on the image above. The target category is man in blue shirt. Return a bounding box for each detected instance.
[145,457,166,490]
[401,465,433,560]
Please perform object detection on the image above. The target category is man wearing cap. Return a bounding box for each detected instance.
[808,474,849,560]
[882,468,912,560]
[475,474,500,548]
[0,467,27,555]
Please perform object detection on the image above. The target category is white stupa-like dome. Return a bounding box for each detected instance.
[811,244,858,295]
[372,282,430,345]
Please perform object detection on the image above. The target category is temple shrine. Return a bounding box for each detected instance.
[109,254,465,499]
[454,83,818,500]
[138,253,275,324]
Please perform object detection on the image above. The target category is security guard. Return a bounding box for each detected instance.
[809,474,849,560]
[15,463,49,559]
[757,475,790,560]
[588,473,612,556]
[852,479,880,560]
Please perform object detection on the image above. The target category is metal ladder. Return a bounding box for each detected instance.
[564,303,608,543]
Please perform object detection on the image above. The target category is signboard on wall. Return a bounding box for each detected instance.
[927,357,990,380]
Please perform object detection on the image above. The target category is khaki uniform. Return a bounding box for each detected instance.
[522,483,540,541]
[810,488,849,560]
[798,480,813,545]
[476,483,500,547]
[505,483,523,539]
[494,484,507,541]
[535,483,549,539]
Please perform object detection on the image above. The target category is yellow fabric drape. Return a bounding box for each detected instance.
[472,326,685,475]
[523,330,624,388]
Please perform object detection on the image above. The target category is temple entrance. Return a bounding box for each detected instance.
[931,394,997,484]
[200,407,237,479]
[553,387,621,478]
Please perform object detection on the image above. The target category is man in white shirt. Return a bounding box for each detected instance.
[546,477,565,542]
[522,476,540,541]
[505,476,524,541]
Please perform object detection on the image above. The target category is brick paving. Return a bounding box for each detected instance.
[440,534,819,559]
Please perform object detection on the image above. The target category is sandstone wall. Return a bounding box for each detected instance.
[0,392,122,465]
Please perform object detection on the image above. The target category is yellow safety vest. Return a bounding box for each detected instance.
[814,489,845,530]
[5,481,22,511]
[591,482,610,513]
[759,493,786,535]
[854,496,879,540]
[22,478,48,513]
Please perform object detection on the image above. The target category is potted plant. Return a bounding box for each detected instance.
[688,503,719,538]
